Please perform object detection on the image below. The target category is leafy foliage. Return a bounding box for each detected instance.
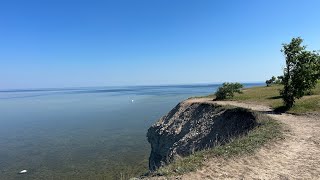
[266,76,276,86]
[266,76,283,87]
[215,82,244,100]
[275,76,284,84]
[280,37,320,108]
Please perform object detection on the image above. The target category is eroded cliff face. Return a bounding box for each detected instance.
[147,101,258,171]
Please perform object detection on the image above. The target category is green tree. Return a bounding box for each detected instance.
[317,55,320,79]
[280,37,320,108]
[266,76,276,87]
[275,75,284,84]
[215,82,244,100]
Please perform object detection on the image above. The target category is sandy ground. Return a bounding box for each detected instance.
[148,98,320,180]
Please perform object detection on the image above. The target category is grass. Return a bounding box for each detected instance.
[149,112,283,177]
[232,82,320,114]
[231,85,284,110]
[144,82,319,178]
[197,82,320,114]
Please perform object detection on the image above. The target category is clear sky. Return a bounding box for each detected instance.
[1,0,319,89]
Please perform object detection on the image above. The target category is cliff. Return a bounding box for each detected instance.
[147,101,258,171]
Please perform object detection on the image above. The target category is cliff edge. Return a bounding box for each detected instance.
[147,101,258,171]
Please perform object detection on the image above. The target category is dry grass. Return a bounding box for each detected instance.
[232,85,283,108]
[145,100,320,179]
[179,100,320,179]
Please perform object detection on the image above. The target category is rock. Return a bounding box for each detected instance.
[147,101,257,171]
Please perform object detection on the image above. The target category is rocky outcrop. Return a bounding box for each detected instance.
[147,101,258,171]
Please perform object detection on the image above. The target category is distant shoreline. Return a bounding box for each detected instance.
[0,82,264,92]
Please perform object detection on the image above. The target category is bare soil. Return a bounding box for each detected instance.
[148,98,320,179]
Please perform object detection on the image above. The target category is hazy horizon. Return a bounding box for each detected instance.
[0,81,265,91]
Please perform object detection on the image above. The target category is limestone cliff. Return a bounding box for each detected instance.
[147,101,258,171]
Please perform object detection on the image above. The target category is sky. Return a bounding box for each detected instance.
[1,0,320,89]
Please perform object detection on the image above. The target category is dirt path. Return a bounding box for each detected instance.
[153,98,320,179]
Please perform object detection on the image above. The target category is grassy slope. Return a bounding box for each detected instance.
[145,82,319,177]
[200,82,320,114]
[150,112,283,176]
[231,82,320,114]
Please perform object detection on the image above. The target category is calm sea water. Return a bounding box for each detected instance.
[0,83,263,180]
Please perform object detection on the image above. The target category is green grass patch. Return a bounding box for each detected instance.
[150,112,283,177]
[232,85,284,108]
[196,82,320,114]
[289,95,320,113]
[231,83,320,114]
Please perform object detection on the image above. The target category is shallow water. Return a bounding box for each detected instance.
[0,83,262,180]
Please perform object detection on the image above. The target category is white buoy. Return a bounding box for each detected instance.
[19,170,27,174]
[131,99,134,103]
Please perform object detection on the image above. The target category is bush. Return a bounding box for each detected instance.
[215,82,244,100]
[275,76,284,84]
[266,76,276,87]
[281,37,320,108]
[266,76,283,87]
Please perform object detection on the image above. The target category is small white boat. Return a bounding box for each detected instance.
[18,170,27,174]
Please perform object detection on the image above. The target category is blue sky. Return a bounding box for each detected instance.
[1,0,320,89]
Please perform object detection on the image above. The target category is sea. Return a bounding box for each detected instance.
[0,83,263,180]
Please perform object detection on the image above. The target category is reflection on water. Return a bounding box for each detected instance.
[0,83,262,180]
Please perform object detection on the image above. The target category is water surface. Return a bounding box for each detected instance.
[0,83,263,180]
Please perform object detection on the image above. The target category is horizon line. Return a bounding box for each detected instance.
[0,81,265,92]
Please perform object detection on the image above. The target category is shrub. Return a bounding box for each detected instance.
[215,82,244,100]
[266,76,276,87]
[275,76,284,84]
[280,37,320,108]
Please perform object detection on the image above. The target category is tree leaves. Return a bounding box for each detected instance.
[215,82,244,100]
[281,37,320,108]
